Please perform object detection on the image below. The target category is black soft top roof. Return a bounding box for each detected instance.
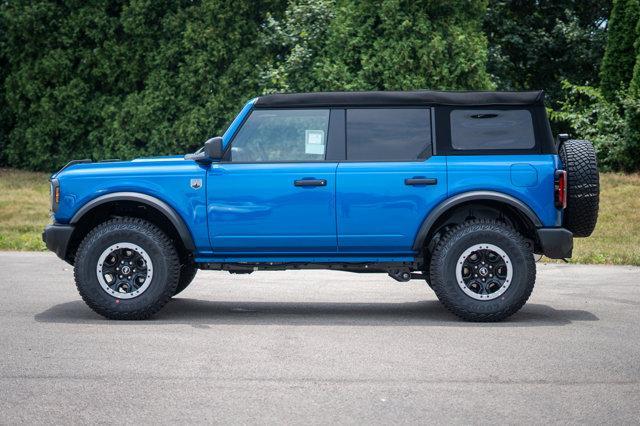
[255,90,545,108]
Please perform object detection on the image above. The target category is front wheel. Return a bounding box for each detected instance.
[429,219,535,322]
[74,217,180,320]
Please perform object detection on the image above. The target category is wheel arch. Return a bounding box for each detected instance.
[412,191,543,251]
[66,192,195,264]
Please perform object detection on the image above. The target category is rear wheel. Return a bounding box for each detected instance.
[429,219,535,322]
[74,217,180,320]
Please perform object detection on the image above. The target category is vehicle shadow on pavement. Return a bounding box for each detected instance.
[35,299,598,327]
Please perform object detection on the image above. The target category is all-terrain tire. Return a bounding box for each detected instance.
[174,263,198,296]
[74,217,180,320]
[558,139,599,237]
[429,219,535,322]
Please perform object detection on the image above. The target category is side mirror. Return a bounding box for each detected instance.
[204,136,223,160]
[185,136,224,164]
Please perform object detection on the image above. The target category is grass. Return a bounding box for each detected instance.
[566,173,640,266]
[0,168,639,265]
[0,169,50,251]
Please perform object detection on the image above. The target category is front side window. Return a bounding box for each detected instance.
[229,109,330,162]
[450,109,535,150]
[346,108,431,161]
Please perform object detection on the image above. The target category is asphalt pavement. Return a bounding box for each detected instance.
[1,252,639,424]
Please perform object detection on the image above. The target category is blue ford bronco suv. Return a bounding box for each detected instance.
[43,91,599,321]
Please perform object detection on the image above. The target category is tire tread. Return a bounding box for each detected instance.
[74,217,180,320]
[429,219,535,322]
[559,139,599,237]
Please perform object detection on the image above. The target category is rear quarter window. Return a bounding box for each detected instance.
[450,109,535,150]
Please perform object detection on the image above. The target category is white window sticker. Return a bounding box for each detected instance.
[305,130,325,155]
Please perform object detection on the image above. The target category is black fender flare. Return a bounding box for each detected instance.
[412,191,543,251]
[70,192,196,251]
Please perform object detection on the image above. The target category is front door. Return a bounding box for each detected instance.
[207,108,338,254]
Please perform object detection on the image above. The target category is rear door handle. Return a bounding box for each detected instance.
[405,177,438,186]
[294,179,327,187]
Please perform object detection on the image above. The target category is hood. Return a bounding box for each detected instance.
[51,155,190,179]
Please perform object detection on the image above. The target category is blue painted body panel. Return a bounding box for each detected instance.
[336,157,448,254]
[53,158,212,253]
[51,98,562,264]
[446,155,561,227]
[207,162,338,254]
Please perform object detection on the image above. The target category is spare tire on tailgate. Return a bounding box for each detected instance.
[558,139,599,237]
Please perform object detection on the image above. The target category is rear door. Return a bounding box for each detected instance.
[336,108,448,254]
[207,108,340,254]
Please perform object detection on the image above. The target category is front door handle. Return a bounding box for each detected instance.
[405,177,438,186]
[294,179,327,187]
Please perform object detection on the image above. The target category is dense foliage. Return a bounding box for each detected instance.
[632,16,640,95]
[0,1,285,170]
[552,83,640,171]
[599,0,639,100]
[1,0,639,172]
[485,0,610,107]
[261,0,492,93]
[552,0,640,171]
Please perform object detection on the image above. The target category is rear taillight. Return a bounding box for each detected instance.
[554,170,567,209]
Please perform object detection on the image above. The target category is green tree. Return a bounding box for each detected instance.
[0,6,10,166]
[261,0,493,92]
[552,82,640,171]
[1,1,114,170]
[600,0,640,100]
[630,16,640,95]
[0,0,284,171]
[627,17,640,165]
[260,0,336,93]
[485,0,611,106]
[4,0,629,171]
[101,0,285,160]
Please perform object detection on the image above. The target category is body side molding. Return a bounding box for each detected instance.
[412,191,543,251]
[70,192,196,251]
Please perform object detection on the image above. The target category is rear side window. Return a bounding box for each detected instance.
[450,109,535,150]
[229,109,329,162]
[346,108,431,161]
